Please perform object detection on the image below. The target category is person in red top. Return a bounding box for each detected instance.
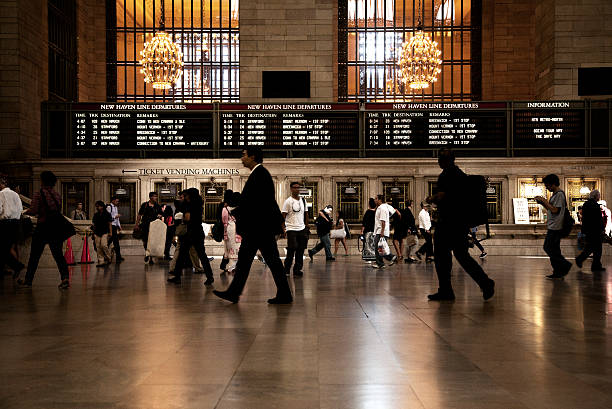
[17,171,70,289]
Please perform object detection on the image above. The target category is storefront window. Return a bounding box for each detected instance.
[200,182,227,223]
[486,181,502,224]
[383,181,411,209]
[566,178,599,222]
[299,181,319,222]
[62,182,89,218]
[337,181,364,223]
[154,182,182,207]
[517,178,550,224]
[109,182,136,224]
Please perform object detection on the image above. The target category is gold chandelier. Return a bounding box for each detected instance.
[396,0,442,90]
[139,0,184,90]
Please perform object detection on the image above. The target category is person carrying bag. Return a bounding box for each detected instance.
[17,171,73,289]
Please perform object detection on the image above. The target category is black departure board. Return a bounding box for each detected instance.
[365,102,508,149]
[71,103,214,153]
[219,104,359,149]
[513,102,585,148]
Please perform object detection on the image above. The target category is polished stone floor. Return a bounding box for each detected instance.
[1,253,611,409]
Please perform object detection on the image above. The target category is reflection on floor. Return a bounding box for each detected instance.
[1,254,611,409]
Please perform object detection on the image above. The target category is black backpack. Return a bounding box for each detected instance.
[558,191,574,238]
[464,175,489,229]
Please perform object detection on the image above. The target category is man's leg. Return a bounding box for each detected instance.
[471,231,485,253]
[100,234,112,262]
[432,226,454,294]
[294,236,306,274]
[284,231,296,273]
[321,234,333,259]
[575,235,593,267]
[94,235,104,264]
[451,229,493,289]
[424,231,434,258]
[22,232,46,284]
[258,235,292,300]
[383,237,395,262]
[48,239,69,281]
[544,230,570,273]
[373,234,385,267]
[590,235,603,270]
[111,226,122,259]
[0,220,22,273]
[225,235,259,296]
[310,239,325,255]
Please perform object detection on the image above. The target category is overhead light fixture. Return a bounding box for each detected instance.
[139,0,184,90]
[160,178,172,195]
[67,180,77,195]
[115,188,127,196]
[579,178,591,196]
[397,0,442,90]
[206,177,218,194]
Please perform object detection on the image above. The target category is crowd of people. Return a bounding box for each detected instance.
[1,148,609,303]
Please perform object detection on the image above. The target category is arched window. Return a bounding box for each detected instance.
[111,0,239,102]
[339,0,479,101]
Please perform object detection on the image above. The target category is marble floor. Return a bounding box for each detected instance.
[1,253,611,409]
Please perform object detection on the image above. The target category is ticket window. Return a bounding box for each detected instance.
[566,178,599,222]
[518,178,551,224]
[486,182,502,224]
[383,182,411,209]
[299,181,318,222]
[200,182,227,223]
[336,181,364,223]
[109,182,136,224]
[154,182,182,208]
[62,182,89,219]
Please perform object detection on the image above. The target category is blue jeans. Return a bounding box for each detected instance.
[543,229,571,274]
[311,233,333,259]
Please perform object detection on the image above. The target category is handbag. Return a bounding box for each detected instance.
[330,228,346,239]
[38,189,75,241]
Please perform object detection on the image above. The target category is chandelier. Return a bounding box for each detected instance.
[139,0,184,90]
[396,0,442,90]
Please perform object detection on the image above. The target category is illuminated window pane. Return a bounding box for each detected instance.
[114,0,238,102]
[341,0,475,102]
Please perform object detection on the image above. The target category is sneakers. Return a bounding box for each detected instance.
[479,252,487,259]
[389,255,398,266]
[372,264,386,269]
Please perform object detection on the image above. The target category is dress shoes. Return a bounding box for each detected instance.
[167,275,181,284]
[267,295,293,304]
[427,291,456,301]
[203,272,214,286]
[482,280,495,301]
[213,290,239,303]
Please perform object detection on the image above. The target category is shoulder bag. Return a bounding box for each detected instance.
[39,190,76,242]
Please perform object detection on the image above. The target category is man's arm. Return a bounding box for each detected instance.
[535,196,560,214]
[380,219,386,233]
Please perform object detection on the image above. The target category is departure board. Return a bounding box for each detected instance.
[365,102,507,149]
[219,104,359,149]
[71,103,214,153]
[513,102,585,148]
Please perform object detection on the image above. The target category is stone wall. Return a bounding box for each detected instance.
[239,0,336,102]
[0,0,47,160]
[481,0,536,100]
[77,0,106,102]
[536,0,612,99]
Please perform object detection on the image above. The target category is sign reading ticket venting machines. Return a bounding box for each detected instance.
[513,198,531,224]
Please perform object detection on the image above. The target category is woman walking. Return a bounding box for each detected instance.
[333,210,349,256]
[17,171,71,289]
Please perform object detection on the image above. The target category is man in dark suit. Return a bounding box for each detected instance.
[213,147,293,304]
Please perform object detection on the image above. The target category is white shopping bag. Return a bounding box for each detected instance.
[378,237,390,256]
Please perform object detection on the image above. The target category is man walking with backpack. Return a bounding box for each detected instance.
[535,174,573,278]
[426,149,495,301]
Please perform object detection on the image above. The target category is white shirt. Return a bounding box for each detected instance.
[374,205,390,237]
[0,187,22,220]
[107,203,121,228]
[282,196,306,231]
[381,203,396,217]
[418,208,431,230]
